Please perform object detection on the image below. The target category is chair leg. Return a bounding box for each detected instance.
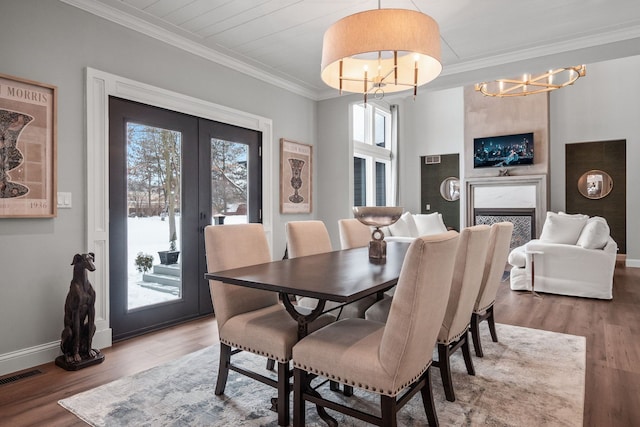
[380,394,398,427]
[487,306,498,342]
[420,367,439,427]
[266,358,275,371]
[277,361,291,426]
[461,331,476,376]
[437,343,455,402]
[470,312,484,357]
[293,368,305,427]
[215,343,231,395]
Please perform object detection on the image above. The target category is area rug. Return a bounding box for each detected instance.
[59,324,585,426]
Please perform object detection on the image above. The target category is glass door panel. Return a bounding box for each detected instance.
[211,138,249,224]
[127,123,182,310]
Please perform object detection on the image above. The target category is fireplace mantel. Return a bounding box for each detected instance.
[465,175,547,238]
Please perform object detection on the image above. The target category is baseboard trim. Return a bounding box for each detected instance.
[625,258,640,268]
[0,328,112,377]
[0,341,60,377]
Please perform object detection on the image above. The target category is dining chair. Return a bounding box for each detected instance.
[338,218,371,249]
[292,231,460,426]
[204,223,332,426]
[434,224,491,402]
[286,220,377,319]
[470,221,514,357]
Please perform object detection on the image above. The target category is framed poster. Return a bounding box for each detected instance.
[280,138,312,214]
[0,73,57,217]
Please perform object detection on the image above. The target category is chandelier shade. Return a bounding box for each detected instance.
[321,9,442,98]
[475,65,586,97]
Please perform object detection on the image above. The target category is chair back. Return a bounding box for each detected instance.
[475,222,514,313]
[204,224,277,330]
[438,225,491,344]
[338,218,371,249]
[379,231,459,383]
[286,220,332,258]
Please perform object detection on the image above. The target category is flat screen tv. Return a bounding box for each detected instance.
[473,132,534,168]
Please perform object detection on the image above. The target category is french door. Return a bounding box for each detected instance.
[109,97,261,341]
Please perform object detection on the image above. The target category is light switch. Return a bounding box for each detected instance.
[57,192,72,208]
[426,204,431,211]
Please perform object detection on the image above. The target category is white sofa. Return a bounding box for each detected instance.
[508,212,617,299]
[380,211,449,242]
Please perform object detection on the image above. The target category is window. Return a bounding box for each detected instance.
[351,103,394,206]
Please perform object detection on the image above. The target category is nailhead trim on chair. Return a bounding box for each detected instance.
[221,338,290,363]
[292,361,431,397]
[475,301,495,314]
[437,325,470,345]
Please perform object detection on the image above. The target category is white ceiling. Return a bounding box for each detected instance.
[63,0,640,100]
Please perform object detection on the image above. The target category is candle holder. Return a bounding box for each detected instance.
[352,206,403,261]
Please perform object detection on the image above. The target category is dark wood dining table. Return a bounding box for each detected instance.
[205,241,411,339]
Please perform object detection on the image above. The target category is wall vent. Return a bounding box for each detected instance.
[424,155,441,164]
[0,369,42,386]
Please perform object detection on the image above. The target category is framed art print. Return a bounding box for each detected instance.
[0,73,57,217]
[280,138,312,214]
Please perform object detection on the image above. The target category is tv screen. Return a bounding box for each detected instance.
[473,132,534,168]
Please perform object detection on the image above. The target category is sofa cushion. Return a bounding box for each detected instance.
[413,213,448,236]
[539,211,588,245]
[576,217,610,249]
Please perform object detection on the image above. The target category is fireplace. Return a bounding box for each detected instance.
[474,208,536,249]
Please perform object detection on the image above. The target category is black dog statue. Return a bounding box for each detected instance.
[56,253,104,370]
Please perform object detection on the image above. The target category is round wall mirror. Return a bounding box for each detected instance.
[440,177,460,201]
[577,170,613,200]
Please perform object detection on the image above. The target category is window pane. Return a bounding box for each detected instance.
[353,157,367,206]
[353,104,366,143]
[374,111,386,148]
[375,161,386,206]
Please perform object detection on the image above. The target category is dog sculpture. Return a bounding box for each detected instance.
[60,253,97,363]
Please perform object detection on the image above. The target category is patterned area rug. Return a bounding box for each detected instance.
[59,324,585,426]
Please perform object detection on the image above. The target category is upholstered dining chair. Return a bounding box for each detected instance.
[470,221,514,357]
[286,220,377,319]
[204,223,332,426]
[292,231,460,427]
[338,218,371,249]
[434,224,491,402]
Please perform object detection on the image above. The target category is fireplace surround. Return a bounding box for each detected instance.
[465,175,547,241]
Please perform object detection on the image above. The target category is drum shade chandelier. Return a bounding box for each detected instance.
[475,65,586,97]
[321,5,442,102]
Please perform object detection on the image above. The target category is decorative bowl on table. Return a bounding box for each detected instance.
[352,206,403,260]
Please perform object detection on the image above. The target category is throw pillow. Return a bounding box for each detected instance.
[576,217,610,249]
[388,212,413,237]
[413,212,448,236]
[539,211,588,245]
[558,211,590,220]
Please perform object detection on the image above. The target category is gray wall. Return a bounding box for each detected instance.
[0,0,316,373]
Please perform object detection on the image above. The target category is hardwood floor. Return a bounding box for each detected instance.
[1,262,638,426]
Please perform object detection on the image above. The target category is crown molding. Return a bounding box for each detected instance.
[442,23,640,77]
[60,0,320,100]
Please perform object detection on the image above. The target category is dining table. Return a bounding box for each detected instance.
[205,241,411,339]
